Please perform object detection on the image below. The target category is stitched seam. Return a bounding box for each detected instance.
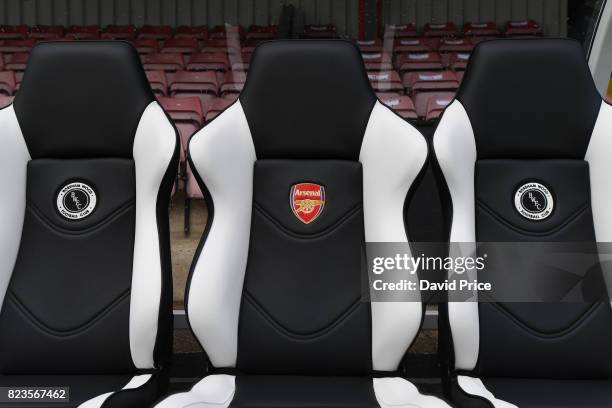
[476,200,590,237]
[26,199,135,236]
[6,289,130,337]
[252,202,362,240]
[243,291,363,341]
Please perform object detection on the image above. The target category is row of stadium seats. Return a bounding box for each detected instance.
[382,19,543,38]
[369,69,463,96]
[362,51,470,72]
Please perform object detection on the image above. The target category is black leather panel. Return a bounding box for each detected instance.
[483,377,612,408]
[229,375,380,408]
[240,40,376,160]
[0,159,135,374]
[0,374,132,408]
[237,160,371,375]
[457,39,601,159]
[13,41,154,159]
[474,159,612,378]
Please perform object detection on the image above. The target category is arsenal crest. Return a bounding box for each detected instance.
[290,182,326,224]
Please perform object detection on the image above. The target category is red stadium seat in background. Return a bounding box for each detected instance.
[464,21,500,37]
[302,24,337,39]
[397,52,444,72]
[138,25,173,40]
[246,25,277,42]
[368,71,403,93]
[175,26,209,41]
[505,20,543,37]
[0,25,28,40]
[169,70,219,107]
[355,39,384,54]
[445,52,471,70]
[65,25,100,39]
[220,71,246,97]
[0,94,13,108]
[4,52,29,71]
[382,23,418,39]
[0,40,34,54]
[425,92,454,120]
[362,51,393,70]
[205,97,233,122]
[378,94,418,119]
[438,38,474,53]
[231,51,252,71]
[200,38,240,54]
[413,91,455,118]
[143,52,184,72]
[423,22,459,37]
[187,52,229,72]
[161,38,199,55]
[210,25,244,40]
[30,25,64,40]
[393,37,434,54]
[145,70,168,96]
[132,38,160,54]
[0,71,15,95]
[402,70,459,95]
[101,25,136,40]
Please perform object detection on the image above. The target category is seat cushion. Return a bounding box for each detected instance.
[0,373,163,408]
[484,378,612,408]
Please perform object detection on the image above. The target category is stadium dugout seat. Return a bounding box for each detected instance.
[397,52,444,72]
[378,94,418,119]
[132,38,160,55]
[145,70,168,96]
[66,25,100,40]
[101,25,136,40]
[424,22,459,38]
[174,26,208,41]
[0,70,15,95]
[463,21,500,37]
[505,20,543,37]
[403,70,459,95]
[383,23,418,38]
[0,41,177,407]
[143,52,185,72]
[5,52,29,71]
[413,91,455,119]
[0,94,12,108]
[362,51,393,70]
[30,25,64,40]
[155,39,450,408]
[445,52,471,71]
[138,25,173,41]
[434,38,612,408]
[157,95,205,234]
[393,38,434,54]
[438,38,474,53]
[0,25,28,40]
[368,70,403,93]
[301,24,338,39]
[0,40,34,54]
[220,71,247,97]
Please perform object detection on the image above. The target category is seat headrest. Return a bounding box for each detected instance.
[239,40,377,160]
[456,38,602,159]
[14,41,155,159]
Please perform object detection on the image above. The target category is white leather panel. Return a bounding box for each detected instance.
[432,100,480,371]
[187,102,256,368]
[154,375,235,408]
[0,105,30,315]
[131,101,177,369]
[373,377,451,407]
[360,101,427,371]
[457,376,517,408]
[78,374,153,408]
[585,101,612,306]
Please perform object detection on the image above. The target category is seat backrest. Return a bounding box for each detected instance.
[186,40,427,376]
[434,38,612,379]
[0,41,178,375]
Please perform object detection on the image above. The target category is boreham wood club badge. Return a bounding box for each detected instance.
[290,182,326,224]
[56,181,97,220]
[514,181,554,221]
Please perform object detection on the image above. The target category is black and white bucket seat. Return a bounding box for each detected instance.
[0,42,178,407]
[156,40,450,408]
[434,38,612,407]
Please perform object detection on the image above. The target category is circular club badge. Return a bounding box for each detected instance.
[56,181,97,220]
[514,182,554,221]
